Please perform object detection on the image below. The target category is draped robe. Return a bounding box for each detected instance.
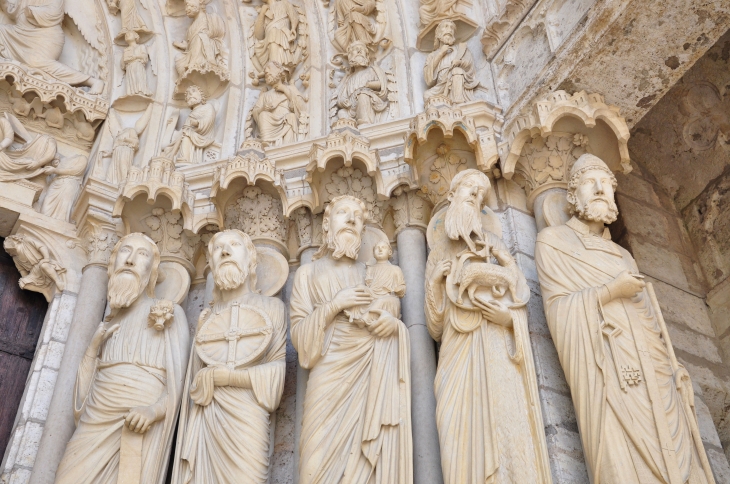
[122,43,151,96]
[335,65,388,126]
[535,217,710,484]
[290,255,412,484]
[175,10,226,77]
[254,0,296,68]
[333,0,376,52]
[172,292,286,484]
[108,128,139,185]
[56,298,190,484]
[176,103,216,165]
[424,216,551,484]
[423,42,478,104]
[39,154,87,221]
[252,86,302,146]
[0,119,58,182]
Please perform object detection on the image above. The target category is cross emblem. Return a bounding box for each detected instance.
[621,365,642,386]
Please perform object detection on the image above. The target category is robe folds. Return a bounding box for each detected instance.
[108,128,139,185]
[172,292,286,484]
[177,103,216,165]
[535,217,709,484]
[423,42,478,103]
[56,299,190,484]
[0,131,58,182]
[336,65,388,125]
[252,88,300,145]
[290,257,412,484]
[175,11,226,77]
[40,154,86,221]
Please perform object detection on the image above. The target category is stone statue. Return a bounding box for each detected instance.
[423,19,478,104]
[3,233,65,292]
[331,0,382,52]
[290,195,412,484]
[172,230,286,483]
[162,85,216,165]
[121,31,152,98]
[252,61,305,146]
[173,0,228,81]
[108,0,152,44]
[535,154,715,484]
[418,0,461,30]
[424,169,551,483]
[56,233,191,484]
[0,0,104,93]
[104,106,152,185]
[333,41,389,126]
[39,154,87,222]
[252,0,299,71]
[0,114,58,182]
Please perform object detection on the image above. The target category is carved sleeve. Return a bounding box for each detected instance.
[247,297,287,412]
[424,270,446,342]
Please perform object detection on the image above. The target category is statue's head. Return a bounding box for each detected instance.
[347,41,370,68]
[445,169,490,243]
[124,30,139,45]
[435,20,456,47]
[185,0,205,17]
[315,195,366,261]
[567,154,619,225]
[373,239,392,262]
[185,85,206,107]
[264,61,287,87]
[208,230,258,292]
[3,234,24,254]
[107,233,160,310]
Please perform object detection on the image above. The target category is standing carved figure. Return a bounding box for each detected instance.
[0,0,104,93]
[173,0,227,79]
[39,154,87,222]
[423,19,478,104]
[121,31,152,97]
[331,0,379,52]
[418,0,460,29]
[104,106,152,185]
[172,230,286,483]
[253,0,298,70]
[334,41,389,126]
[424,169,551,483]
[56,233,190,484]
[3,233,65,292]
[108,0,152,43]
[535,154,715,484]
[162,85,216,165]
[290,195,413,484]
[252,61,305,146]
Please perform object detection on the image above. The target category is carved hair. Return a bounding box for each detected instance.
[312,195,367,261]
[434,19,457,49]
[185,84,207,104]
[107,233,160,298]
[566,154,618,214]
[448,168,491,202]
[207,229,258,290]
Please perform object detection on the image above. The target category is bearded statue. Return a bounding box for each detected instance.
[172,230,287,483]
[57,233,190,484]
[535,154,715,484]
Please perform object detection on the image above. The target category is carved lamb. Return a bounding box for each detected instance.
[457,248,522,305]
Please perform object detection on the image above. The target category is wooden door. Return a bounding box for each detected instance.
[0,238,48,456]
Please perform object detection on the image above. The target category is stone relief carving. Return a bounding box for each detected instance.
[161,85,217,165]
[0,0,106,93]
[292,206,313,251]
[330,41,396,127]
[247,61,308,146]
[142,208,197,262]
[249,0,308,76]
[480,0,535,60]
[679,80,730,152]
[108,0,153,44]
[0,113,59,185]
[324,165,386,225]
[102,106,153,185]
[173,0,229,99]
[4,233,66,293]
[418,142,467,206]
[329,0,388,53]
[290,195,412,483]
[224,186,288,247]
[78,220,120,267]
[423,19,479,105]
[172,230,287,483]
[56,233,190,484]
[391,186,431,235]
[424,169,551,483]
[120,31,153,99]
[39,153,88,222]
[534,154,716,484]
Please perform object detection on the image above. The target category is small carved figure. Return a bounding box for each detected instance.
[173,0,228,87]
[172,230,286,483]
[334,41,389,126]
[252,0,299,70]
[39,153,88,222]
[0,114,59,183]
[162,85,216,165]
[0,0,104,93]
[103,106,152,185]
[331,0,383,52]
[121,31,152,97]
[251,61,306,146]
[419,0,461,30]
[4,233,65,292]
[56,233,190,484]
[423,19,478,104]
[108,0,152,44]
[456,248,521,305]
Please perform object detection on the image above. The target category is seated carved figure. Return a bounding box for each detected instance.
[252,61,305,146]
[334,41,389,126]
[162,85,216,165]
[0,0,104,93]
[0,114,58,183]
[423,19,478,104]
[173,0,228,89]
[4,233,65,292]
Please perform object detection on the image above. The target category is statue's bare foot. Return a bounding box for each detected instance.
[88,79,105,95]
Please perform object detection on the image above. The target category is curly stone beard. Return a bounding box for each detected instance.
[445,199,483,244]
[213,260,249,291]
[108,270,145,310]
[576,197,619,225]
[327,227,362,260]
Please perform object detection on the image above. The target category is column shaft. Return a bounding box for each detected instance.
[29,264,109,484]
[397,227,443,484]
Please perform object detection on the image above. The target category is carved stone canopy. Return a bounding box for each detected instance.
[417,12,478,52]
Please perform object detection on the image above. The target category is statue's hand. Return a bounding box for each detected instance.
[674,366,694,406]
[605,270,645,301]
[367,309,400,338]
[331,286,373,313]
[475,299,512,328]
[430,260,452,284]
[88,321,119,354]
[125,405,161,434]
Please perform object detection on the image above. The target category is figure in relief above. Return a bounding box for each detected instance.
[535,154,715,484]
[290,195,413,484]
[39,153,87,222]
[252,0,300,71]
[0,113,58,183]
[172,230,286,483]
[424,169,551,484]
[333,41,390,126]
[251,61,306,146]
[4,233,65,292]
[103,106,152,185]
[423,19,478,105]
[56,233,191,484]
[121,30,152,98]
[162,85,216,165]
[0,0,104,93]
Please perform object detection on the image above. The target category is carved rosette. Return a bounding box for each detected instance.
[391,187,432,236]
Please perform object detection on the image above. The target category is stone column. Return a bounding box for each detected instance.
[29,226,117,484]
[397,227,443,484]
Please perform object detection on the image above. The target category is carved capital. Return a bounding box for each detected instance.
[141,208,198,273]
[224,186,289,257]
[5,232,67,301]
[391,187,432,236]
[77,220,120,269]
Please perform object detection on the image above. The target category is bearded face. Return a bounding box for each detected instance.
[570,169,619,225]
[209,232,253,292]
[108,269,145,309]
[108,238,155,310]
[213,259,248,291]
[347,44,369,68]
[445,174,487,243]
[185,0,201,17]
[324,199,364,260]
